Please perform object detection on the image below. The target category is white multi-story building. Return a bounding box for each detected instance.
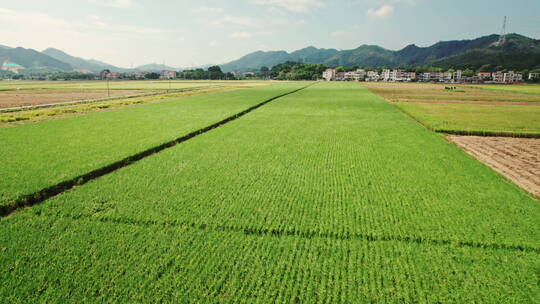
[442,72,453,82]
[492,71,504,83]
[322,68,337,81]
[530,72,540,80]
[453,70,462,82]
[324,68,366,81]
[422,72,444,82]
[344,69,367,81]
[503,71,523,83]
[381,69,391,81]
[366,71,380,81]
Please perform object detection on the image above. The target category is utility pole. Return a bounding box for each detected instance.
[498,16,507,45]
[107,78,110,97]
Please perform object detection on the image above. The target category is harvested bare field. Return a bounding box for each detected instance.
[0,89,148,109]
[448,135,540,198]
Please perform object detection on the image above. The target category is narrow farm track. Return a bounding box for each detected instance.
[0,83,312,217]
[1,83,539,303]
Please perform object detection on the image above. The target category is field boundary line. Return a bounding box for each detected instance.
[0,85,221,113]
[435,129,540,138]
[0,83,315,217]
[55,214,540,254]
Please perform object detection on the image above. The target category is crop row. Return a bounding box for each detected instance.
[0,214,538,303]
[0,82,307,207]
[31,82,540,248]
[2,82,539,302]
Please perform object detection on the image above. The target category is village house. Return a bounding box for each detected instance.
[453,70,462,82]
[344,69,367,81]
[160,70,176,79]
[106,72,120,79]
[365,71,380,81]
[323,68,365,81]
[381,69,391,81]
[503,71,523,83]
[322,68,336,81]
[421,72,444,82]
[492,71,504,83]
[477,72,492,81]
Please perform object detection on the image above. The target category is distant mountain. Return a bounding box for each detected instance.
[135,63,177,72]
[42,48,128,72]
[0,47,72,71]
[0,45,11,50]
[431,34,540,70]
[220,33,540,72]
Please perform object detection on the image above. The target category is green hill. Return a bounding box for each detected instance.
[220,33,540,72]
[0,47,72,71]
[42,48,129,72]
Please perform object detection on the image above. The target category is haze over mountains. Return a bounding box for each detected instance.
[0,45,180,73]
[1,33,539,73]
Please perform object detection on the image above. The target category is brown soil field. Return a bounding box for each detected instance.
[448,135,540,198]
[363,82,540,104]
[0,89,148,109]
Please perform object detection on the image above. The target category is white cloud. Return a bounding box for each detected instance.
[192,6,223,13]
[88,0,135,9]
[367,5,394,18]
[0,7,185,66]
[211,15,256,27]
[249,0,325,13]
[230,31,253,39]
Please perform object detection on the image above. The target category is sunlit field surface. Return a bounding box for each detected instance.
[1,82,538,303]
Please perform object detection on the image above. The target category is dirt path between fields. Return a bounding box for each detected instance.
[0,89,148,108]
[395,99,540,106]
[448,135,540,198]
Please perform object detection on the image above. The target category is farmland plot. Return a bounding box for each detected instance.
[364,82,540,136]
[1,82,538,302]
[0,82,306,208]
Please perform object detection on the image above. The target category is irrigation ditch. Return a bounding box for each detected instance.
[0,83,315,217]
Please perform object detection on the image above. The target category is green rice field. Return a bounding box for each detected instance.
[470,83,540,95]
[395,101,540,136]
[1,82,538,303]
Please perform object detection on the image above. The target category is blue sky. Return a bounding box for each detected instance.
[1,0,539,68]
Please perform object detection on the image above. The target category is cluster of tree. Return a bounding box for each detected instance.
[48,72,97,80]
[268,61,326,80]
[178,66,235,80]
[0,71,99,80]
